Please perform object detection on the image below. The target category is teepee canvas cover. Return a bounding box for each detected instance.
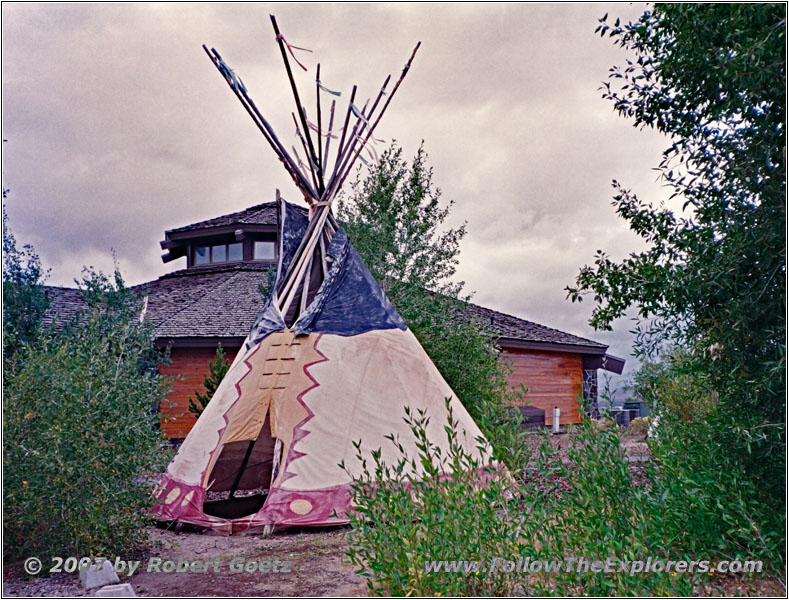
[153,16,493,534]
[153,201,491,533]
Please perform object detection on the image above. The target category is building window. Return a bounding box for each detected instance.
[254,240,276,261]
[228,242,243,261]
[194,246,210,265]
[193,242,244,265]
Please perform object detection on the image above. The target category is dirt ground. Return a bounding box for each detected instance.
[3,526,367,597]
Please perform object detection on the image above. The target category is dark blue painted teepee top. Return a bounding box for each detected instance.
[246,199,406,348]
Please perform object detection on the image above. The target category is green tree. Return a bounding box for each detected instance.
[338,142,522,466]
[567,3,785,495]
[188,344,230,418]
[338,142,466,299]
[566,4,786,569]
[2,202,49,358]
[3,268,171,560]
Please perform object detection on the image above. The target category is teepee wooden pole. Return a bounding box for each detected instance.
[327,85,357,194]
[292,112,320,193]
[319,234,328,278]
[276,91,359,307]
[322,99,336,175]
[316,63,324,189]
[228,438,256,499]
[276,201,332,306]
[270,14,324,192]
[208,20,420,323]
[330,98,371,191]
[334,42,420,193]
[300,255,314,314]
[278,206,333,315]
[204,46,317,200]
[326,76,390,199]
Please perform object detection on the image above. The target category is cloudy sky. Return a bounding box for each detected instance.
[2,3,671,381]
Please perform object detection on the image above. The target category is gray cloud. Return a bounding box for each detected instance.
[2,3,671,381]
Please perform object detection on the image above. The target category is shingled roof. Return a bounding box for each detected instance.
[165,203,279,235]
[464,303,605,349]
[43,263,606,351]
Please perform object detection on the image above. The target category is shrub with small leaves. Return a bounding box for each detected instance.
[2,203,49,360]
[3,268,172,561]
[344,400,537,596]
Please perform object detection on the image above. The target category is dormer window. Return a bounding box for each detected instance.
[161,201,289,268]
[194,242,243,265]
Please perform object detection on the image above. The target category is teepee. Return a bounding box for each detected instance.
[153,16,493,534]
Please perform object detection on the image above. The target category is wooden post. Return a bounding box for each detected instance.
[204,46,317,201]
[228,438,257,498]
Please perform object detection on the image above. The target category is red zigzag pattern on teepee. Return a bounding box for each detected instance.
[277,333,328,486]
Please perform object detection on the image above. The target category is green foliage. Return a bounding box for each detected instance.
[3,268,172,561]
[337,142,466,298]
[345,401,532,596]
[256,266,277,300]
[625,416,649,437]
[534,416,692,596]
[337,142,523,467]
[346,372,782,595]
[2,203,49,359]
[345,401,713,596]
[541,402,777,593]
[630,355,785,571]
[633,348,718,422]
[645,413,784,574]
[188,344,230,418]
[567,1,785,558]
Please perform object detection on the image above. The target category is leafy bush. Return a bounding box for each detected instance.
[537,415,696,596]
[567,1,785,520]
[345,400,534,596]
[626,416,649,438]
[3,269,172,560]
[547,378,784,593]
[632,355,785,572]
[563,3,785,581]
[646,413,783,572]
[633,350,718,422]
[348,391,781,596]
[2,203,49,359]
